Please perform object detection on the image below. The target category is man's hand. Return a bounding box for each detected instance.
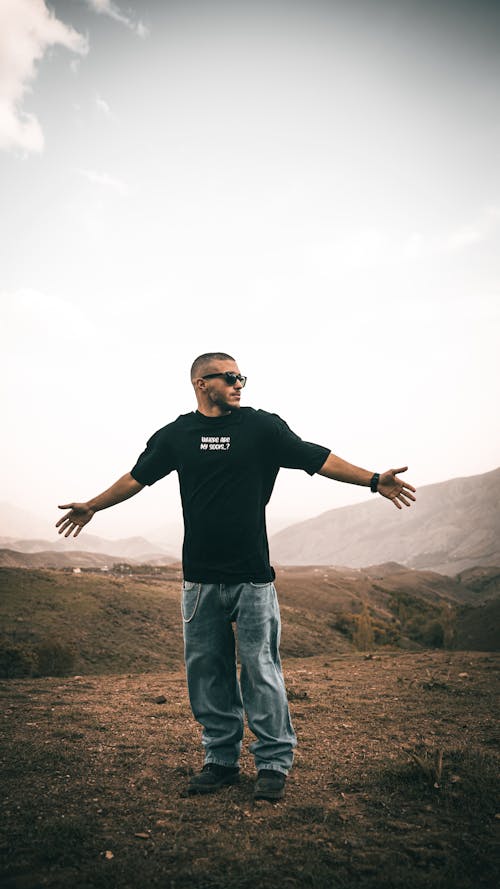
[377,467,416,509]
[56,474,144,538]
[56,503,95,538]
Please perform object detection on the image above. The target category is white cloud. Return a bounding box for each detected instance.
[85,0,149,38]
[443,205,500,254]
[0,0,88,153]
[306,201,500,276]
[96,94,112,116]
[302,228,393,278]
[399,232,422,261]
[136,21,149,40]
[445,226,483,251]
[77,167,130,196]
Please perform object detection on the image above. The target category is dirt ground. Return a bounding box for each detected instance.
[1,650,499,889]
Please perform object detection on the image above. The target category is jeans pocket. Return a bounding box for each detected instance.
[181,581,201,622]
[249,581,272,588]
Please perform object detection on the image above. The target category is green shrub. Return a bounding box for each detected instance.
[388,591,457,649]
[33,638,76,677]
[0,643,36,678]
[373,620,401,646]
[353,604,374,651]
[331,612,355,638]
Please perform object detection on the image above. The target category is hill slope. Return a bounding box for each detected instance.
[1,564,498,680]
[270,467,500,575]
[0,568,185,675]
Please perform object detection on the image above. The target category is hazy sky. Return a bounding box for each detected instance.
[1,0,499,541]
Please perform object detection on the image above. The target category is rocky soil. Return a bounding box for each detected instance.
[1,650,499,888]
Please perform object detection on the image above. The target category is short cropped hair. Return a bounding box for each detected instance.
[190,352,235,381]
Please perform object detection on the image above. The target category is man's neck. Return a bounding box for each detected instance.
[196,406,232,418]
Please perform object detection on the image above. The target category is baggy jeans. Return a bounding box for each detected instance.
[181,580,297,776]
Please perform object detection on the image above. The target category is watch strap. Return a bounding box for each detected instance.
[370,472,380,493]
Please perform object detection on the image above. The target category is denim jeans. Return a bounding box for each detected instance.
[181,580,297,776]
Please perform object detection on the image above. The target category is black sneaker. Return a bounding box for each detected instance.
[254,769,286,801]
[188,763,240,795]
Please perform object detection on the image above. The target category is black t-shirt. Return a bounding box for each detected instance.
[130,407,330,583]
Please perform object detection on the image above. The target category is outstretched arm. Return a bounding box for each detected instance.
[56,472,145,538]
[317,454,416,510]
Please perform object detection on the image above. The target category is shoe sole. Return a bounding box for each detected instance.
[253,787,285,801]
[188,775,240,795]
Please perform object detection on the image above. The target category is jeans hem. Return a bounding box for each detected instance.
[204,756,240,769]
[255,764,289,776]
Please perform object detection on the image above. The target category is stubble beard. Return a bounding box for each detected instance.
[209,389,241,413]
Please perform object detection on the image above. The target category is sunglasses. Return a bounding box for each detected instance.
[201,372,247,387]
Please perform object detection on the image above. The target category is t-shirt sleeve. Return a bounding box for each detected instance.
[130,426,177,486]
[268,413,331,475]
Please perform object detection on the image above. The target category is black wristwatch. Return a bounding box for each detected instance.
[370,472,380,493]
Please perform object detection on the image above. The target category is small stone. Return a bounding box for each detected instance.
[386,820,414,831]
[458,672,469,679]
[104,850,114,860]
[154,695,167,704]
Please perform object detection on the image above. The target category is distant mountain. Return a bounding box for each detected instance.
[270,467,500,575]
[0,548,179,569]
[455,566,500,601]
[0,549,121,569]
[0,502,182,560]
[145,521,184,552]
[0,534,176,563]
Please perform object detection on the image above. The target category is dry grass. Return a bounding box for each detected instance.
[1,650,499,889]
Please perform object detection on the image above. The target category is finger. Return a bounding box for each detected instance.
[393,466,408,476]
[402,488,416,500]
[402,482,416,493]
[56,514,72,528]
[57,519,71,533]
[391,497,402,509]
[58,504,74,510]
[398,493,411,507]
[64,524,77,538]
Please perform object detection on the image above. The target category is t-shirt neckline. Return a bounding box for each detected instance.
[194,409,240,424]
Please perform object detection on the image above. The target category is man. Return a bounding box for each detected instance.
[56,352,416,802]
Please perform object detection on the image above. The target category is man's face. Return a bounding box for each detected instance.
[198,360,245,412]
